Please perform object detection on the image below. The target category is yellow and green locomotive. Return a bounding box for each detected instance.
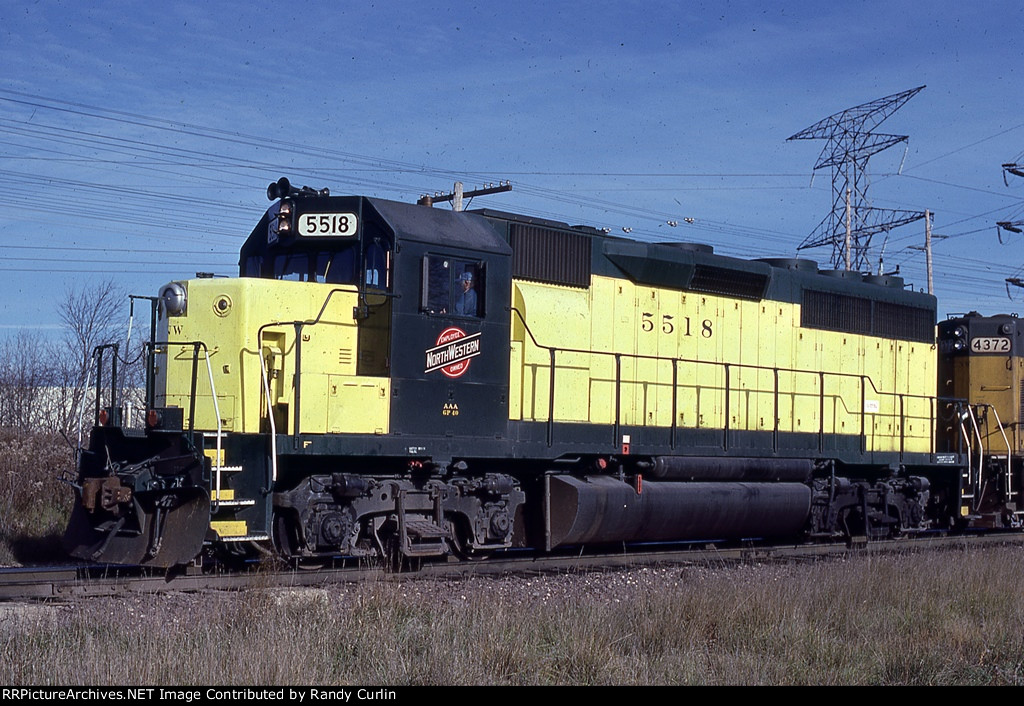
[938,312,1024,528]
[64,178,986,567]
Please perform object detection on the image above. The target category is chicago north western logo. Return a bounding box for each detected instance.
[425,327,481,378]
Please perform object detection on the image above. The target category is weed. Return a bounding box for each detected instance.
[0,429,72,565]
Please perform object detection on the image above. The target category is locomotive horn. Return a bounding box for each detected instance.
[267,177,292,201]
[267,176,330,200]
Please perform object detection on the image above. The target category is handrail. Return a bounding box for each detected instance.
[957,406,975,498]
[201,346,224,502]
[966,407,985,508]
[259,346,279,483]
[154,339,224,502]
[92,343,119,426]
[511,307,935,406]
[127,295,159,410]
[982,404,1013,501]
[510,306,939,451]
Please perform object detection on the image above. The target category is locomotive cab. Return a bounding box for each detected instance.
[198,187,516,443]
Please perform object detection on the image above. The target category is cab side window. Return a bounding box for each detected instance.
[364,240,388,289]
[423,257,451,314]
[453,264,481,317]
[421,256,484,317]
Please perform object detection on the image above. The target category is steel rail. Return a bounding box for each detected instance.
[2,532,1023,602]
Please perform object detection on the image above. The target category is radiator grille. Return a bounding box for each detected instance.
[690,265,769,300]
[510,224,591,288]
[802,289,933,342]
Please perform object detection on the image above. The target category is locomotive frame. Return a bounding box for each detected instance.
[62,178,1020,568]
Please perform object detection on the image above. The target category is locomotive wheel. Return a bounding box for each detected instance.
[379,533,423,573]
[272,512,302,559]
[447,518,493,561]
[453,545,493,562]
[273,513,331,569]
[385,535,402,572]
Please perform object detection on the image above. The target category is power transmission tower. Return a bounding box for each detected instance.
[997,220,1023,239]
[1003,159,1024,184]
[788,86,927,270]
[998,151,1024,239]
[998,152,1024,294]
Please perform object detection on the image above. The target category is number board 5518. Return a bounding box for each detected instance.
[299,212,358,237]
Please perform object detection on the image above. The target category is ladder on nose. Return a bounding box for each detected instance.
[205,431,270,543]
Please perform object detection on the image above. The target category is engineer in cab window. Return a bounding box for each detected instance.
[454,271,478,316]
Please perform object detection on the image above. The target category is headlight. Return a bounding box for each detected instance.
[276,199,293,234]
[160,282,187,317]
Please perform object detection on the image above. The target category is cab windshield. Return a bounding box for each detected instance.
[243,248,358,284]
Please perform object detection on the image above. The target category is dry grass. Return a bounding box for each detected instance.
[0,429,73,566]
[4,547,1024,685]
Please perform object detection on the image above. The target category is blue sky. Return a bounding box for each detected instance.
[1,0,1023,333]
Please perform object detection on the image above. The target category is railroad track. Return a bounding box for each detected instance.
[3,532,1022,602]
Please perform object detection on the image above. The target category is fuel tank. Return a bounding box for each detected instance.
[546,474,811,549]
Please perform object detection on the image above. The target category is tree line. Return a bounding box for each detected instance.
[0,280,145,437]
